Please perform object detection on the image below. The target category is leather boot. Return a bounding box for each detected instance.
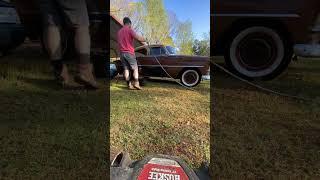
[74,63,99,89]
[132,80,142,90]
[51,61,70,87]
[127,81,135,90]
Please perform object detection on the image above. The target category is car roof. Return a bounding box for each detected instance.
[135,44,165,51]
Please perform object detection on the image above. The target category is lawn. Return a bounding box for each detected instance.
[0,44,107,179]
[211,57,320,178]
[110,78,210,169]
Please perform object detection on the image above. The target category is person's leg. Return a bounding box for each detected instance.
[43,26,70,85]
[121,53,134,89]
[57,0,98,89]
[132,69,141,90]
[39,0,70,86]
[124,53,141,90]
[123,69,130,81]
[73,26,98,89]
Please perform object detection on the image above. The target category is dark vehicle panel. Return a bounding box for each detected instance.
[138,55,208,78]
[12,0,108,52]
[136,45,209,78]
[213,0,320,53]
[212,0,320,80]
[0,24,25,51]
[0,0,25,55]
[0,0,13,7]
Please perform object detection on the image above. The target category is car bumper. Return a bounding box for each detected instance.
[294,44,320,57]
[0,23,25,51]
[110,63,118,79]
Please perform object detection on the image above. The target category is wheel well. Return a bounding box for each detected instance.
[219,18,294,55]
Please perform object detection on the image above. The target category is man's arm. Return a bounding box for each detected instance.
[131,30,146,42]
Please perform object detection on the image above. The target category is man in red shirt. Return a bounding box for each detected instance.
[117,17,146,90]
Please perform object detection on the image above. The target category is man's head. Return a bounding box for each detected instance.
[123,17,132,27]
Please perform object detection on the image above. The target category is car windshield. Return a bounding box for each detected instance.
[150,46,168,56]
[165,46,177,55]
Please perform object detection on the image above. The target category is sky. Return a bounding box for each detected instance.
[163,0,210,40]
[132,0,210,40]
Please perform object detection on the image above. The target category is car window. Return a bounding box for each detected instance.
[150,47,167,56]
[166,46,177,55]
[135,48,147,57]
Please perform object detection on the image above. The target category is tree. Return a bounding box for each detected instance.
[192,33,210,56]
[175,20,194,55]
[110,0,144,34]
[141,0,171,44]
[111,0,173,45]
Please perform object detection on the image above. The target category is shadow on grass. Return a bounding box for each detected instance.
[0,85,108,178]
[0,44,109,178]
[212,63,320,100]
[22,77,62,90]
[21,77,94,91]
[211,59,320,178]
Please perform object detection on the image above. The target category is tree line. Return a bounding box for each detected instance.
[110,0,209,56]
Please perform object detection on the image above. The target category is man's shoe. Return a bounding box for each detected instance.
[74,63,99,89]
[132,80,142,90]
[52,62,71,87]
[127,81,135,90]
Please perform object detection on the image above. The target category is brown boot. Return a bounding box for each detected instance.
[74,63,99,89]
[51,61,70,87]
[127,81,135,90]
[132,80,142,90]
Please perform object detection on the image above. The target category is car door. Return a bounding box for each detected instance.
[138,46,168,77]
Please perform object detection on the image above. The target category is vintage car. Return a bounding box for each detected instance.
[212,0,320,80]
[0,0,25,56]
[114,45,210,87]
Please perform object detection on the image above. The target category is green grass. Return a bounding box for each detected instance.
[0,45,107,179]
[110,78,210,169]
[211,57,320,178]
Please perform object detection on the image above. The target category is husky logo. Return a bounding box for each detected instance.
[147,171,180,180]
[138,158,189,180]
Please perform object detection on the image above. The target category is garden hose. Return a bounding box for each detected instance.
[145,41,196,91]
[210,58,320,104]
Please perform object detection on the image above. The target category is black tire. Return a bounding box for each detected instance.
[92,53,107,78]
[0,50,9,57]
[225,26,293,80]
[180,69,201,87]
[139,77,147,86]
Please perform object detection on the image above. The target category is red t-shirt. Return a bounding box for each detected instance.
[117,26,136,55]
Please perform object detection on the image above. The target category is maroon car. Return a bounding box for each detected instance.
[115,44,210,87]
[212,0,320,79]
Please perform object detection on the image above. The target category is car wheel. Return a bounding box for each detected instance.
[180,69,201,87]
[0,51,5,57]
[139,77,147,86]
[92,53,107,78]
[0,50,10,58]
[225,26,292,80]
